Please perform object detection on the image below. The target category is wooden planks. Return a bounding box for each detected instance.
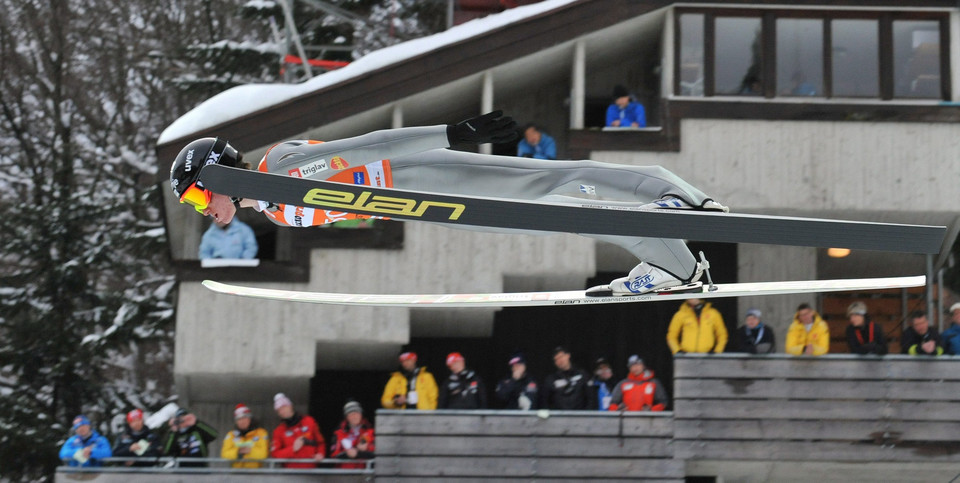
[374,411,680,480]
[673,354,960,462]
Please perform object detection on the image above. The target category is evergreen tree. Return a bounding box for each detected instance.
[0,0,185,478]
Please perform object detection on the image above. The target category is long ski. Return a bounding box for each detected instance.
[201,276,924,308]
[199,164,945,254]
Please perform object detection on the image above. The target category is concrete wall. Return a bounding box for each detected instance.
[591,118,960,333]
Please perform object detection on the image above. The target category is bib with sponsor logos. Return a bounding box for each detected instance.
[257,152,393,227]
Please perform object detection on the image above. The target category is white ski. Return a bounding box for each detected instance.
[201,276,924,308]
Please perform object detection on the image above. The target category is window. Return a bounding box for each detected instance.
[831,20,879,97]
[893,20,941,98]
[715,17,762,95]
[674,8,949,100]
[776,19,823,97]
[679,13,705,96]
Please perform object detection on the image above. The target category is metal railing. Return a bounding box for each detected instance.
[59,456,373,474]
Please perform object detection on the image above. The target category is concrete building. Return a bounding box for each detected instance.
[156,0,960,473]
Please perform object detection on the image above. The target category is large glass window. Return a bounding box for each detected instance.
[715,17,762,95]
[679,13,705,96]
[776,19,823,97]
[831,20,879,97]
[675,9,948,100]
[893,20,941,98]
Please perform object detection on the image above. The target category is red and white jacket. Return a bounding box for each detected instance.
[608,369,668,412]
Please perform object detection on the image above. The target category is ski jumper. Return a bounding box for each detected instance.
[255,125,714,279]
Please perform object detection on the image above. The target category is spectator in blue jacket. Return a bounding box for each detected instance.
[941,303,960,355]
[517,124,557,160]
[589,357,617,410]
[198,219,258,259]
[59,415,112,467]
[605,85,646,128]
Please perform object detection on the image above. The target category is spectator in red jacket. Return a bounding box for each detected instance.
[330,400,375,469]
[608,355,669,412]
[270,393,324,467]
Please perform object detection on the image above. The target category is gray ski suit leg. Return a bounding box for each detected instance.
[391,149,711,279]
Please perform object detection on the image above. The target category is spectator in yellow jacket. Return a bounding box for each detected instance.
[381,352,439,410]
[221,404,269,468]
[667,299,728,354]
[785,303,830,356]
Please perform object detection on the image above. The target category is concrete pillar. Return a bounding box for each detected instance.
[481,71,494,155]
[736,245,818,345]
[570,40,586,130]
[392,104,404,129]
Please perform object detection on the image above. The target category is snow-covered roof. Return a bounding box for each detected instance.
[158,0,579,145]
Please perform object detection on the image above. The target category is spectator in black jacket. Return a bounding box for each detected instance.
[161,408,218,467]
[438,352,487,409]
[732,308,776,354]
[495,353,538,410]
[901,310,943,356]
[541,346,595,410]
[845,302,887,355]
[112,409,161,466]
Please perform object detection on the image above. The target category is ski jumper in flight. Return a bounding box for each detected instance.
[169,111,727,295]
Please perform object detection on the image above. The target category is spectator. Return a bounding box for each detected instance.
[271,393,325,467]
[605,85,646,128]
[667,298,728,354]
[589,357,617,410]
[608,355,668,412]
[541,346,595,410]
[941,303,960,355]
[494,353,539,410]
[381,351,438,410]
[785,303,830,356]
[161,408,218,467]
[516,123,557,160]
[221,403,269,468]
[845,301,887,355]
[59,415,111,467]
[902,310,943,356]
[731,308,776,354]
[330,400,375,469]
[198,218,258,259]
[438,352,488,409]
[112,409,160,466]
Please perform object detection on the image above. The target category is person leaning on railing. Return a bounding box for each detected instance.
[330,400,375,469]
[161,408,218,468]
[221,403,269,468]
[112,409,160,467]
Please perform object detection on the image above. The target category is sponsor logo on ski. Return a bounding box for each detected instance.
[353,172,365,185]
[579,184,596,195]
[291,159,328,178]
[302,188,465,221]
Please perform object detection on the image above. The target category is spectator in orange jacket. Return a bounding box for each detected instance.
[270,393,324,468]
[330,400,375,469]
[608,355,669,411]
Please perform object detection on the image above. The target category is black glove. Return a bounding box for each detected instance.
[446,110,518,145]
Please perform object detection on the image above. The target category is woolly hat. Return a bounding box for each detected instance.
[627,355,644,367]
[72,415,90,431]
[612,84,630,98]
[398,351,417,362]
[274,393,293,410]
[343,400,363,416]
[126,409,144,423]
[847,301,868,316]
[745,308,762,320]
[950,302,960,314]
[508,353,526,366]
[234,403,252,420]
[446,352,465,366]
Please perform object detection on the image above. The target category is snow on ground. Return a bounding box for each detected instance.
[158,0,578,144]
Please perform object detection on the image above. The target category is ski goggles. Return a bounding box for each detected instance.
[179,182,212,213]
